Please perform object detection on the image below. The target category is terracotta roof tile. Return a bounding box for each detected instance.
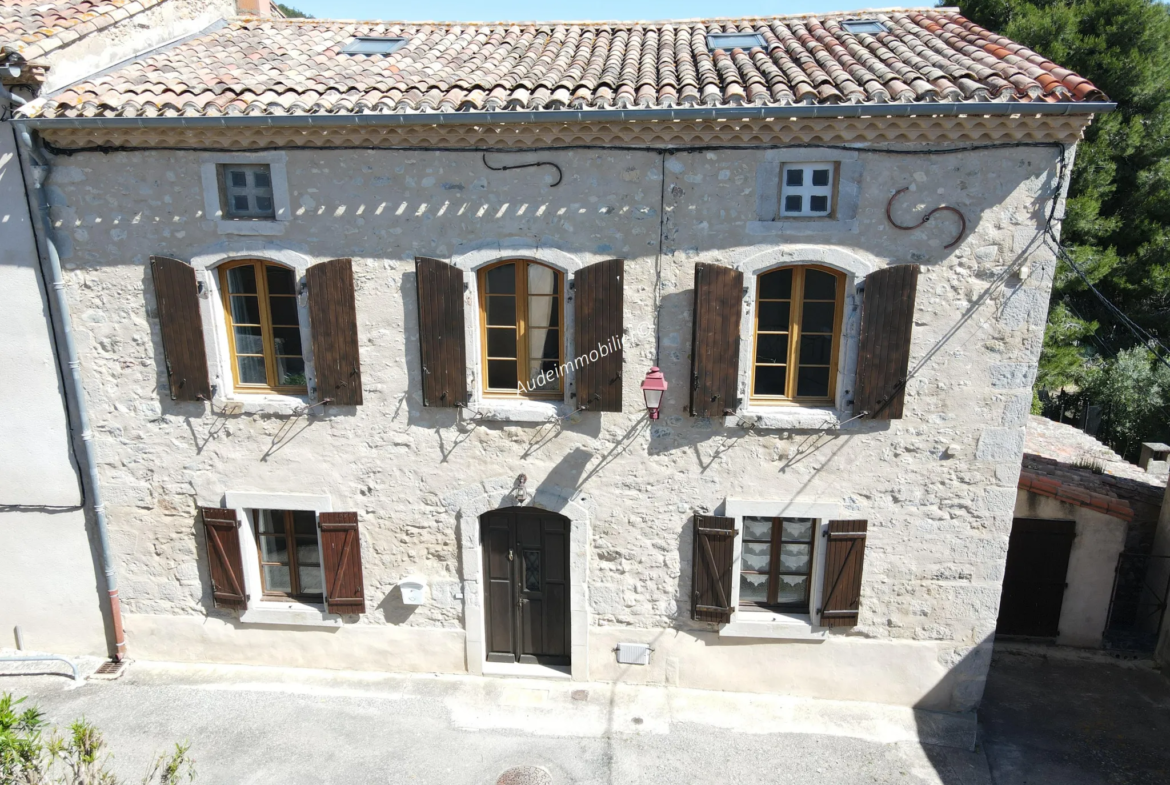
[30,9,1105,119]
[1,0,168,60]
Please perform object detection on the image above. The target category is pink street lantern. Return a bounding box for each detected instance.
[640,366,668,420]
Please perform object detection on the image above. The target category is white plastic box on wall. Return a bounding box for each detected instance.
[399,577,427,605]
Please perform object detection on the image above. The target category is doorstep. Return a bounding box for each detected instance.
[481,661,572,680]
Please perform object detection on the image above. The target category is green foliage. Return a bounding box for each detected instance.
[0,694,194,785]
[1082,348,1170,455]
[276,3,312,17]
[957,0,1170,457]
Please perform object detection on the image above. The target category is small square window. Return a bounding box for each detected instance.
[706,33,767,52]
[779,163,835,218]
[219,164,276,220]
[841,20,888,35]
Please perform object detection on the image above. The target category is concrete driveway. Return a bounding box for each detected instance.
[2,656,988,785]
[980,646,1170,785]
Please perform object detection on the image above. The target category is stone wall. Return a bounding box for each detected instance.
[42,140,1066,708]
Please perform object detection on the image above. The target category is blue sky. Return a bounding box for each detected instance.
[288,1,884,22]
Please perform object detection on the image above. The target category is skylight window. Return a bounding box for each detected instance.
[706,33,767,52]
[341,37,407,55]
[840,20,888,35]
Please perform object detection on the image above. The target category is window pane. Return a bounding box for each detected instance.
[528,360,560,390]
[741,541,771,572]
[783,195,802,214]
[782,518,815,541]
[254,170,272,189]
[528,296,559,327]
[276,356,305,387]
[230,170,247,188]
[529,327,559,362]
[779,544,811,574]
[256,510,280,535]
[263,565,292,593]
[486,296,516,326]
[796,366,830,398]
[753,365,787,396]
[804,269,838,300]
[292,511,316,537]
[296,540,320,569]
[227,265,257,294]
[785,168,804,187]
[756,333,789,365]
[487,359,518,390]
[266,265,296,295]
[811,168,831,187]
[487,328,517,358]
[486,264,515,294]
[740,573,769,602]
[758,269,792,300]
[230,295,261,325]
[775,575,808,605]
[527,264,558,295]
[233,195,250,212]
[523,549,541,591]
[256,196,274,213]
[237,355,267,384]
[234,326,264,355]
[743,517,773,541]
[268,296,299,326]
[259,534,288,564]
[298,565,323,595]
[757,301,791,331]
[801,302,836,333]
[810,195,829,213]
[799,334,833,366]
[272,326,302,357]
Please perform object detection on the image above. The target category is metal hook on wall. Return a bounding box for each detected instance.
[886,187,967,249]
[482,153,563,187]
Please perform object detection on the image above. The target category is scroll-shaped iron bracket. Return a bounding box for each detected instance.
[886,187,966,249]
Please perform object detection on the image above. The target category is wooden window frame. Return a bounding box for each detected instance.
[739,516,816,612]
[218,259,308,396]
[252,509,323,603]
[777,162,840,220]
[477,259,566,400]
[750,264,845,406]
[216,163,276,221]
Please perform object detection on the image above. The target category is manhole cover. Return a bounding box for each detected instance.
[496,766,552,785]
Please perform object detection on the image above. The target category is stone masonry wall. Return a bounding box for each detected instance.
[43,139,1064,705]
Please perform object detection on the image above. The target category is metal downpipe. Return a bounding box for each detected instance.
[13,124,127,661]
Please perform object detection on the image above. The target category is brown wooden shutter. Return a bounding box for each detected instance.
[415,257,467,407]
[574,259,624,412]
[691,513,737,623]
[201,506,246,610]
[819,519,868,628]
[150,256,211,402]
[855,264,919,420]
[690,263,743,417]
[306,258,363,406]
[319,512,366,615]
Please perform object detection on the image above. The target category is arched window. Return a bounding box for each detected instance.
[218,259,307,394]
[478,260,564,398]
[751,265,845,405]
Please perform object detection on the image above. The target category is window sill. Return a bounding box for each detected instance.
[213,394,310,417]
[724,406,848,431]
[464,398,572,424]
[720,610,827,640]
[213,219,287,236]
[747,219,858,236]
[239,602,342,628]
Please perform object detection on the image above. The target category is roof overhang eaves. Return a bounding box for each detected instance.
[18,101,1116,130]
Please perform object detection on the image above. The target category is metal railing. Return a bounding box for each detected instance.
[1105,552,1170,652]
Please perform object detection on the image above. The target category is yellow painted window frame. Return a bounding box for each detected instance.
[218,259,308,395]
[749,264,846,406]
[477,259,566,399]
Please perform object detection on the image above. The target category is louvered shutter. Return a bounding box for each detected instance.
[854,265,919,420]
[306,258,363,406]
[150,256,211,402]
[690,263,743,417]
[415,257,467,407]
[201,507,247,610]
[574,259,624,412]
[819,520,868,628]
[319,512,366,615]
[691,513,737,623]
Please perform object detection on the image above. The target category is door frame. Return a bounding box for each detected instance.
[454,485,590,680]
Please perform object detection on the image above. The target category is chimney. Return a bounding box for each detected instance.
[237,0,273,16]
[1139,442,1170,477]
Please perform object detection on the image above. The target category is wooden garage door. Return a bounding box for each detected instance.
[996,518,1075,638]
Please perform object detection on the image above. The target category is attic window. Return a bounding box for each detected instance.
[342,37,406,55]
[840,20,888,35]
[706,33,767,52]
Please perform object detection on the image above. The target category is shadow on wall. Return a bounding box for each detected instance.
[914,633,996,781]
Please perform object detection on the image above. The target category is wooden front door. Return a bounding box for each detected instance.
[996,518,1076,638]
[481,508,570,665]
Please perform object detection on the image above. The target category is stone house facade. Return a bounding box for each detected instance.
[12,9,1111,711]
